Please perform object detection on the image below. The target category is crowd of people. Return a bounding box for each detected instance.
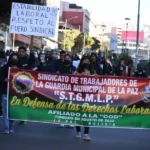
[0,46,148,141]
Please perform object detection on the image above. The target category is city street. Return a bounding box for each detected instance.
[0,119,150,150]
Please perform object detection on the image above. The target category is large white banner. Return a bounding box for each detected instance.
[9,3,58,38]
[110,34,118,51]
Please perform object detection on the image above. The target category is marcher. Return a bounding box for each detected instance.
[115,59,126,76]
[0,50,7,117]
[44,51,56,73]
[103,58,113,75]
[90,53,102,75]
[58,54,76,128]
[17,46,35,125]
[37,52,56,73]
[134,66,147,78]
[0,53,19,134]
[75,56,96,141]
[55,50,66,73]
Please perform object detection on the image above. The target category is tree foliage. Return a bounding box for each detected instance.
[74,33,95,50]
[91,37,101,50]
[101,41,110,51]
[0,23,9,31]
[59,29,80,51]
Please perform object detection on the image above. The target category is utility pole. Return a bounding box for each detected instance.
[30,0,36,52]
[82,32,86,55]
[63,19,67,50]
[135,0,140,67]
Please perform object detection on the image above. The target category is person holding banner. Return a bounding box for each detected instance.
[17,46,37,124]
[75,56,96,141]
[134,66,147,78]
[0,53,19,134]
[58,54,76,128]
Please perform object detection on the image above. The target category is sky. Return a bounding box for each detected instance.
[65,0,150,27]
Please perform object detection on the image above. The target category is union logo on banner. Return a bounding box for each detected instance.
[12,71,35,94]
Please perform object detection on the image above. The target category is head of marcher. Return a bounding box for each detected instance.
[90,53,97,63]
[7,53,19,67]
[120,59,125,66]
[77,56,93,74]
[18,46,27,58]
[63,54,72,67]
[60,50,66,61]
[46,51,54,61]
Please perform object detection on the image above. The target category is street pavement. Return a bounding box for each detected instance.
[0,118,150,150]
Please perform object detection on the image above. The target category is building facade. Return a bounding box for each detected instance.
[60,1,90,34]
[43,0,60,49]
[111,27,122,43]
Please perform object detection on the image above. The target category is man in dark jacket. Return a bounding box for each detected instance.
[55,50,66,73]
[18,46,36,70]
[17,46,36,125]
[38,53,56,73]
[0,53,19,134]
[58,54,76,128]
[18,46,30,70]
[0,50,7,117]
[45,51,56,73]
[134,66,147,78]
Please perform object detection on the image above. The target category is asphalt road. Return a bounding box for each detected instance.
[0,118,150,150]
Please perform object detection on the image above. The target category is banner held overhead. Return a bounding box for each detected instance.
[9,2,58,38]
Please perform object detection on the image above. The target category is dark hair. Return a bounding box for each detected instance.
[0,50,5,58]
[18,46,27,52]
[90,53,97,58]
[60,50,66,55]
[7,53,19,66]
[77,56,95,74]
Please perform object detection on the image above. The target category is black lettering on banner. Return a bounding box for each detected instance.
[51,8,57,17]
[11,3,57,36]
[35,19,39,24]
[47,20,54,26]
[21,11,24,16]
[12,17,16,23]
[41,13,44,18]
[35,12,40,17]
[30,26,54,35]
[16,11,19,16]
[30,26,34,32]
[12,3,16,9]
[31,12,35,17]
[47,7,51,12]
[11,25,27,33]
[10,25,14,30]
[39,20,44,25]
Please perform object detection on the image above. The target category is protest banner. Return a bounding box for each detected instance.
[9,3,58,38]
[8,68,150,128]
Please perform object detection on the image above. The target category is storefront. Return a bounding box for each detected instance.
[13,34,42,50]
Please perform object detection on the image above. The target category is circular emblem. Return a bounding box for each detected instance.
[141,86,150,103]
[12,72,34,94]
